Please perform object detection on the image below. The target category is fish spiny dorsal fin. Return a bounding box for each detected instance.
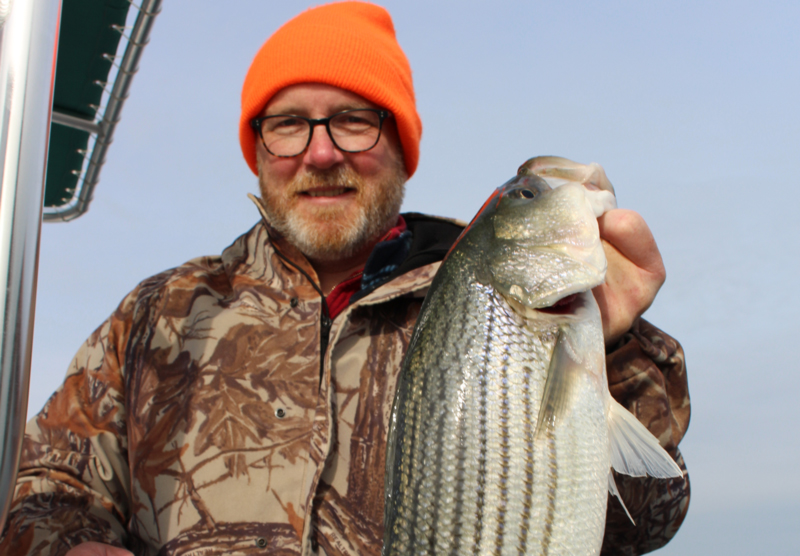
[607,398,684,478]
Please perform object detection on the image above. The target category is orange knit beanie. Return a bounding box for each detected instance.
[239,1,421,177]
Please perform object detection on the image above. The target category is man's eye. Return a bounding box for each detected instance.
[332,112,378,132]
[343,115,370,125]
[267,117,304,133]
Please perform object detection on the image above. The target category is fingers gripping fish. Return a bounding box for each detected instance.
[383,157,682,556]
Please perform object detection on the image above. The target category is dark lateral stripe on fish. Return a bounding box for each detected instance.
[472,301,494,554]
[541,427,558,556]
[400,324,426,548]
[494,335,512,555]
[450,391,467,555]
[447,291,472,554]
[518,364,535,555]
[426,290,462,551]
[413,319,439,550]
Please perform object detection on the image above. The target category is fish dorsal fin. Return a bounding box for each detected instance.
[535,329,581,438]
[607,470,635,525]
[607,398,684,479]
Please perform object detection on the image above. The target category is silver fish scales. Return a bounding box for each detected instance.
[383,157,682,556]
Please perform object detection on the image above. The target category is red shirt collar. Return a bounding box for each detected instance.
[325,216,407,319]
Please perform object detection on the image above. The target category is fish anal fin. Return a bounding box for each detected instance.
[534,330,581,438]
[607,470,635,525]
[608,398,684,479]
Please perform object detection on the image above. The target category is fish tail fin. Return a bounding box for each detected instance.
[607,398,684,479]
[607,470,635,525]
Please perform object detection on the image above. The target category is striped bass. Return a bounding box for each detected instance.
[383,156,683,556]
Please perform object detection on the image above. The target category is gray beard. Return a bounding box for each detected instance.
[259,165,407,262]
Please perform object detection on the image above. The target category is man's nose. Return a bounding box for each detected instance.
[303,124,344,169]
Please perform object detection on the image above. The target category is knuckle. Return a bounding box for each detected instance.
[613,209,646,235]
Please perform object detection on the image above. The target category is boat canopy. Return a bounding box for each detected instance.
[45,0,160,222]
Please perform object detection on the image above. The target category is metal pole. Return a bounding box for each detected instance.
[0,0,61,532]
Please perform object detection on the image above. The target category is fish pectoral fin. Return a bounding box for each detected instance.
[534,330,581,438]
[607,398,684,478]
[607,470,635,525]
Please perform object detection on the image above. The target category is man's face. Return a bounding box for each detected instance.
[255,83,407,263]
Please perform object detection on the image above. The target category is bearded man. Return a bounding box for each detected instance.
[0,3,690,556]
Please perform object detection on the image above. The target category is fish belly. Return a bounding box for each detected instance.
[385,270,609,556]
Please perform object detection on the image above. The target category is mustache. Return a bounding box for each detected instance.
[286,166,365,195]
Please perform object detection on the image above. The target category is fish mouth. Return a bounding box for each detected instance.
[538,293,582,314]
[501,287,597,320]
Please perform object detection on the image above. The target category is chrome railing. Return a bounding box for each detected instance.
[0,0,62,532]
[43,0,162,222]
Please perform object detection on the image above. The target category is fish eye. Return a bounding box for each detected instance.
[508,188,536,199]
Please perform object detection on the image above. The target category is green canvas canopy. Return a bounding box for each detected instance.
[45,0,159,221]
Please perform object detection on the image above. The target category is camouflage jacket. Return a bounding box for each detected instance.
[0,213,690,556]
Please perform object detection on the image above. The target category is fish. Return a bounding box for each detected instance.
[383,156,683,556]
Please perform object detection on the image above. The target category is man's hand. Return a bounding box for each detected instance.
[65,542,133,556]
[592,209,666,346]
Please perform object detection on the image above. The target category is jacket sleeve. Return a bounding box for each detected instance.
[0,290,140,556]
[601,318,691,556]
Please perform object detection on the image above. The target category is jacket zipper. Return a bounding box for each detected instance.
[267,240,333,389]
[319,311,332,388]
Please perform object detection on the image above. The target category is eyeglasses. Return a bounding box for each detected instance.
[250,108,392,158]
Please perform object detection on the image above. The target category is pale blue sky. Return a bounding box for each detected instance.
[31,1,800,554]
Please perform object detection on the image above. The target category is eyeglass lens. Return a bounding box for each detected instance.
[259,110,383,157]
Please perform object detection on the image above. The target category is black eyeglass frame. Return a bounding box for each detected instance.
[250,108,392,158]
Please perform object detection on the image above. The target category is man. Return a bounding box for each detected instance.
[0,3,690,555]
